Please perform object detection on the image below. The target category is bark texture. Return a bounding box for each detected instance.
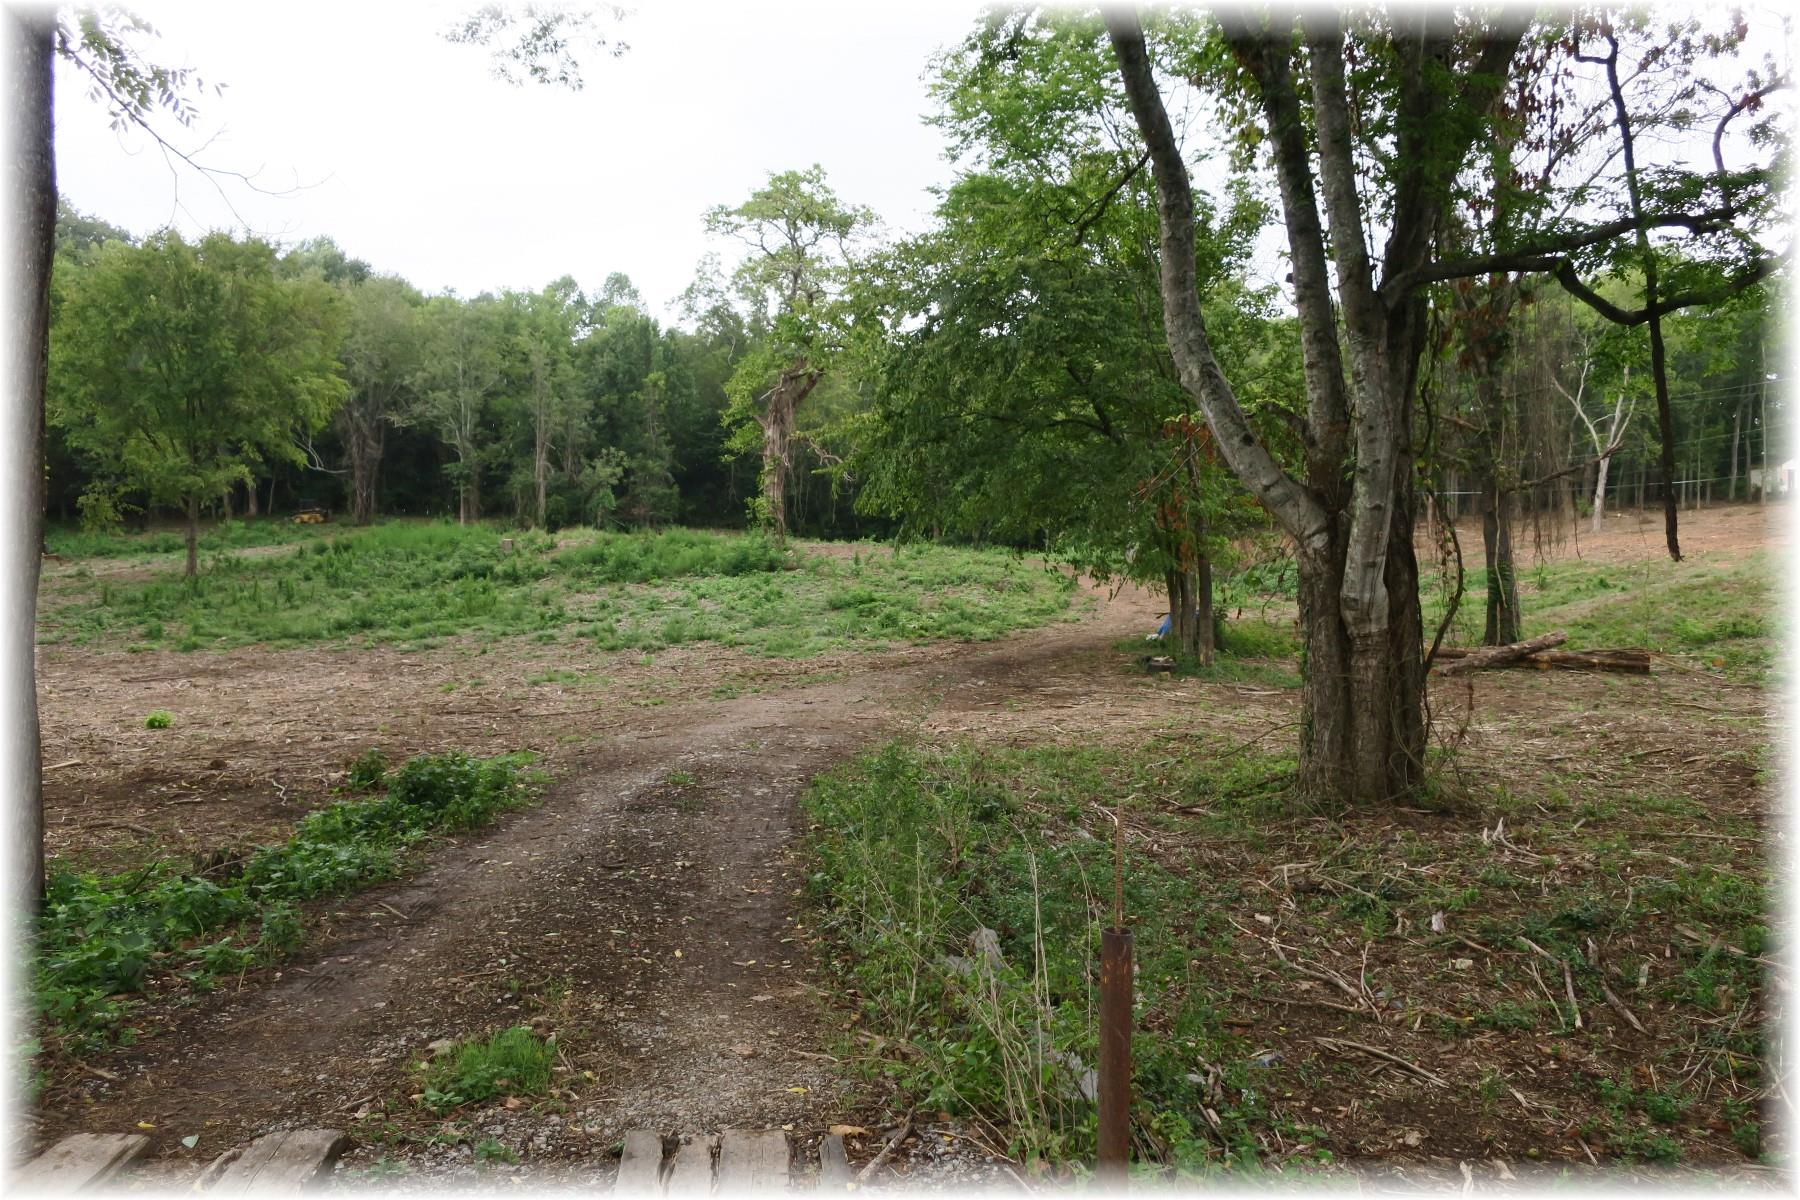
[6,8,54,915]
[1107,7,1522,804]
[759,359,820,543]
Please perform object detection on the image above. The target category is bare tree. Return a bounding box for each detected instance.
[1552,348,1634,534]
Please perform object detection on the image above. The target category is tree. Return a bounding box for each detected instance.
[54,197,133,259]
[507,277,586,527]
[705,166,876,541]
[855,9,1285,663]
[1109,5,1782,801]
[5,7,57,919]
[1107,7,1529,804]
[410,294,506,523]
[580,293,686,527]
[49,232,346,575]
[7,5,225,914]
[1409,15,1785,561]
[337,275,423,524]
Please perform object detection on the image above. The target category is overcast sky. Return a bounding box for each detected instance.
[52,1,984,319]
[53,3,1793,328]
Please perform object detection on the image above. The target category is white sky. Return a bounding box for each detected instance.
[52,1,982,320]
[52,3,1793,327]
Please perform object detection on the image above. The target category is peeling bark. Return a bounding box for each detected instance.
[758,358,820,542]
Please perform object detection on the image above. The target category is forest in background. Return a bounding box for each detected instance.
[43,9,1785,661]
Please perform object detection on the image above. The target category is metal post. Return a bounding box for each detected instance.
[1098,926,1133,1188]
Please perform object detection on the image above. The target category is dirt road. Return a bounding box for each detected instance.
[29,575,1161,1181]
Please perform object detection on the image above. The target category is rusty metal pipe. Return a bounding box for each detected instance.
[1097,926,1133,1186]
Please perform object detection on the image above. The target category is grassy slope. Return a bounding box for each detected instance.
[38,522,1082,656]
[1423,551,1774,681]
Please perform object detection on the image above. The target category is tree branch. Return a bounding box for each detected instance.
[1388,204,1752,295]
[1106,6,1328,551]
[1216,5,1350,500]
[1549,250,1785,327]
[1070,149,1150,247]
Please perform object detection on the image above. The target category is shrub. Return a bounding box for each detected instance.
[34,750,538,1053]
[419,1027,554,1113]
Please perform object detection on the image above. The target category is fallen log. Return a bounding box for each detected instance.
[1435,631,1567,676]
[1432,646,1651,674]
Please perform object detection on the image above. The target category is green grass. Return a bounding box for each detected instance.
[45,517,330,559]
[142,710,173,729]
[1421,551,1773,679]
[34,750,539,1056]
[38,522,1080,657]
[804,731,1771,1171]
[418,1027,554,1114]
[802,740,1295,1171]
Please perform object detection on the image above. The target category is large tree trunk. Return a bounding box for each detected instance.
[1295,497,1424,804]
[245,477,259,517]
[1480,483,1520,645]
[758,360,821,542]
[185,494,200,577]
[6,8,54,918]
[1161,555,1215,666]
[1591,454,1611,534]
[1106,7,1506,806]
[350,431,381,525]
[340,410,383,526]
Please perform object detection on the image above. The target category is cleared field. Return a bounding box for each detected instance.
[25,505,1780,1185]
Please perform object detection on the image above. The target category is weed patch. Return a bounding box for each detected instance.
[39,523,1078,658]
[1422,552,1773,680]
[418,1027,554,1114]
[805,724,1770,1172]
[34,750,539,1056]
[804,741,1279,1171]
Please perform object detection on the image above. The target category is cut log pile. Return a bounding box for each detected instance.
[1431,631,1651,676]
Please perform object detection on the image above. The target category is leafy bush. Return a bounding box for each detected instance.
[143,710,173,729]
[419,1027,553,1113]
[346,748,388,791]
[554,527,787,583]
[34,750,538,1053]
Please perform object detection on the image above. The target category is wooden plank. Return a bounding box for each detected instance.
[663,1133,717,1196]
[817,1134,852,1191]
[12,1133,150,1193]
[204,1129,349,1196]
[615,1130,666,1195]
[715,1129,788,1193]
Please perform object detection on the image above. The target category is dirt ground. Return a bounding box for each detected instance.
[25,503,1786,1188]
